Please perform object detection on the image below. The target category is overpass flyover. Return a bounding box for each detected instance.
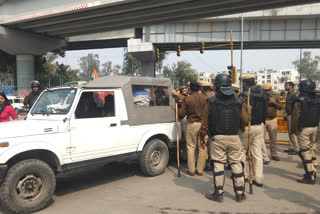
[67,3,320,77]
[0,0,319,89]
[68,3,320,51]
[148,4,320,52]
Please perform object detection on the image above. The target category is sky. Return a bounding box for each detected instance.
[56,48,320,74]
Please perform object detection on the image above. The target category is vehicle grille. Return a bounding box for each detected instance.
[43,128,53,133]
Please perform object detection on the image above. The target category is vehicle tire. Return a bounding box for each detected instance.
[15,108,20,115]
[0,159,56,214]
[139,139,169,177]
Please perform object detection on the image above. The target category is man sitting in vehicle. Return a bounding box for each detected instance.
[133,86,151,107]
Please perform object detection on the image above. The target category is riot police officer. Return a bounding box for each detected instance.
[239,75,267,187]
[200,74,246,202]
[291,80,320,184]
[24,80,42,111]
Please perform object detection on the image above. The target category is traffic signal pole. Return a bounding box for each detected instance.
[230,30,233,67]
[240,15,244,92]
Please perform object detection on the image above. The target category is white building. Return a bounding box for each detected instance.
[241,69,299,92]
[253,68,299,92]
[198,72,216,83]
[198,69,300,92]
[278,69,300,90]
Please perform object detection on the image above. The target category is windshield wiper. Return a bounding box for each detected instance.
[37,110,50,116]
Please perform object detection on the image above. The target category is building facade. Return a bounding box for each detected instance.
[198,72,216,83]
[254,68,299,92]
[198,69,300,92]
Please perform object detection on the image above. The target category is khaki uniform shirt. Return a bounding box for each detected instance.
[291,101,302,134]
[266,94,282,119]
[285,91,296,116]
[179,91,207,123]
[239,94,252,126]
[204,90,214,98]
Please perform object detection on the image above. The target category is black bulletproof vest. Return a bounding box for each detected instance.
[249,87,267,125]
[208,94,242,136]
[297,93,320,128]
[28,90,42,109]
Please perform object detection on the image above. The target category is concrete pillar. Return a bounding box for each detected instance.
[16,55,34,90]
[141,61,155,77]
[127,39,156,77]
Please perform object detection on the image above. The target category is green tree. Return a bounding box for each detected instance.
[122,48,141,75]
[0,50,16,86]
[55,63,79,85]
[163,61,198,88]
[79,53,101,80]
[38,53,79,87]
[293,51,320,81]
[101,61,121,76]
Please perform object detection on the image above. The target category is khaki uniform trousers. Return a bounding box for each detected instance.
[181,117,188,140]
[313,123,320,167]
[261,123,270,162]
[240,124,264,184]
[287,116,300,152]
[186,122,207,174]
[181,117,188,161]
[264,118,278,157]
[210,135,244,195]
[297,127,317,177]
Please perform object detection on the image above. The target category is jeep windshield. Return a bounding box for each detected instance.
[31,88,77,115]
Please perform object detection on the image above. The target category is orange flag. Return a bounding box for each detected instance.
[92,67,98,79]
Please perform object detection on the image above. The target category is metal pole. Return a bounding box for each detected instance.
[230,30,233,66]
[48,73,51,88]
[240,15,244,92]
[299,49,302,81]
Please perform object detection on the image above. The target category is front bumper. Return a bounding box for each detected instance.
[0,165,7,183]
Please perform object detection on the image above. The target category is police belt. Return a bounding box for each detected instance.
[187,121,201,124]
[246,123,263,126]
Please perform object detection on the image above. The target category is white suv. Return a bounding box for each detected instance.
[7,96,25,114]
[0,76,181,214]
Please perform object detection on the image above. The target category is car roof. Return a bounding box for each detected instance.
[6,96,23,99]
[85,76,171,89]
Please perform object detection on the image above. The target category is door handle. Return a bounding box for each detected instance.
[110,123,117,127]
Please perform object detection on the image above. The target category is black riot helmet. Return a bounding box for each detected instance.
[31,80,40,89]
[298,79,316,93]
[214,74,234,96]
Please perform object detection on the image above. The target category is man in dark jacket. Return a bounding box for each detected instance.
[24,80,42,111]
[284,81,300,155]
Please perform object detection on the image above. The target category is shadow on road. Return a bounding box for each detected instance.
[264,165,302,182]
[55,161,142,196]
[170,162,237,201]
[264,184,320,212]
[264,158,319,186]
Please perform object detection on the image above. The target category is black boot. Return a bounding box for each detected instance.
[297,173,316,185]
[235,193,246,202]
[205,192,223,203]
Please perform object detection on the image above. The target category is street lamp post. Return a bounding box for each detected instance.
[299,49,302,81]
[240,15,244,92]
